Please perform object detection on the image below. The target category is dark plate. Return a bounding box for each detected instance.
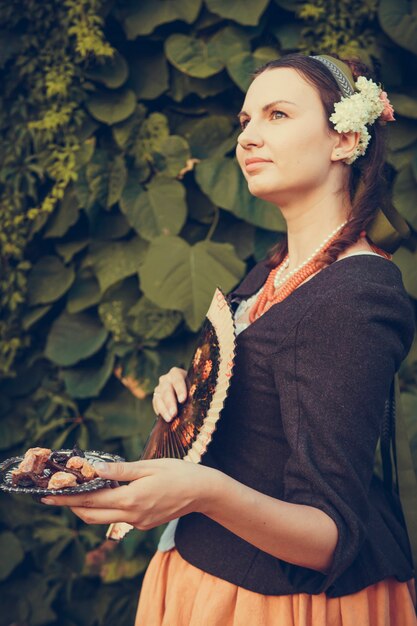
[0,450,124,496]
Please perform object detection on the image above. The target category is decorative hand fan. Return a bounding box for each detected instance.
[106,287,237,541]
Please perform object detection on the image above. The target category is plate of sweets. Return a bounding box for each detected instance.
[0,445,124,496]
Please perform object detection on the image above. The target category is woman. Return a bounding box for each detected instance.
[42,53,417,625]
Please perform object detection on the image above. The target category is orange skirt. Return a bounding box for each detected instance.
[135,548,417,626]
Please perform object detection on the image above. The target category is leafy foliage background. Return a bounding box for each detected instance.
[1,0,417,624]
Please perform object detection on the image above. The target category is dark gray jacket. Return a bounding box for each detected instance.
[175,255,416,597]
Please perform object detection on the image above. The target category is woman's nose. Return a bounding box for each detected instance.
[237,125,264,149]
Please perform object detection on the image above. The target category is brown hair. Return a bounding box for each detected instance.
[251,53,388,270]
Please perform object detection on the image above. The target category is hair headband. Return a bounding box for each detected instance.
[309,54,355,97]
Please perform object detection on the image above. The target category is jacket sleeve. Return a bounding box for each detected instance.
[272,278,415,593]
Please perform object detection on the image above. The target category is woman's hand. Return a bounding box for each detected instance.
[41,459,219,530]
[152,366,188,422]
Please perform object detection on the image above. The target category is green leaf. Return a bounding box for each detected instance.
[187,179,216,224]
[0,573,57,625]
[127,296,183,340]
[273,0,303,9]
[86,150,127,209]
[91,210,132,240]
[121,400,163,458]
[50,425,76,451]
[120,112,170,175]
[182,115,234,159]
[27,256,75,306]
[0,532,25,580]
[112,104,147,151]
[393,165,417,231]
[169,68,231,102]
[44,186,80,238]
[392,246,417,300]
[45,311,108,366]
[22,304,53,330]
[139,235,246,331]
[85,380,149,439]
[411,149,417,183]
[62,350,115,398]
[205,0,269,25]
[128,49,169,99]
[389,93,417,120]
[86,88,136,125]
[55,238,89,263]
[119,348,161,395]
[154,135,190,176]
[73,166,91,209]
[272,22,302,50]
[66,272,101,314]
[98,299,135,345]
[85,150,110,209]
[75,137,96,170]
[379,0,417,55]
[100,551,149,582]
[1,361,45,397]
[0,414,26,450]
[84,51,129,89]
[254,227,283,261]
[386,143,417,171]
[120,175,187,241]
[107,154,128,208]
[227,47,278,91]
[120,0,202,38]
[400,390,417,476]
[213,216,255,260]
[89,237,148,292]
[195,157,286,231]
[165,34,224,78]
[207,26,251,62]
[0,30,22,68]
[387,119,417,151]
[32,518,70,545]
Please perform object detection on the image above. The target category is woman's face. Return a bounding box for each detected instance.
[235,67,339,205]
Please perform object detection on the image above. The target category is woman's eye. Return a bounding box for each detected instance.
[271,110,286,120]
[239,111,285,130]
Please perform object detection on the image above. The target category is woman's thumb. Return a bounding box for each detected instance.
[94,460,144,481]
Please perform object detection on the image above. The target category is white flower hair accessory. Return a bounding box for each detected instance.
[310,55,396,165]
[330,76,386,164]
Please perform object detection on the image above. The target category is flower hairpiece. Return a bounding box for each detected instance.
[329,76,395,164]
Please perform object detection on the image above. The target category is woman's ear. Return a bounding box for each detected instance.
[331,131,361,162]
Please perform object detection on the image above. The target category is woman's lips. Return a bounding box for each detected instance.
[244,158,273,172]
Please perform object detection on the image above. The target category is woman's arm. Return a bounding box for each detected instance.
[199,465,338,573]
[41,457,337,573]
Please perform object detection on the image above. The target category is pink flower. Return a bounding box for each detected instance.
[379,91,395,122]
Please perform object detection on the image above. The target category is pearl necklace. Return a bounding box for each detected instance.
[272,220,348,289]
[249,220,349,323]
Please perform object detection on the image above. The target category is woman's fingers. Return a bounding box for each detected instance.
[41,484,132,508]
[170,367,188,403]
[69,506,134,525]
[152,367,188,422]
[152,389,175,422]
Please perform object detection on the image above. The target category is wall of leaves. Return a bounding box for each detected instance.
[1,0,417,624]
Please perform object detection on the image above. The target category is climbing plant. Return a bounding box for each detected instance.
[1,0,417,624]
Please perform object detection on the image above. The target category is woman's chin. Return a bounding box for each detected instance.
[246,180,281,202]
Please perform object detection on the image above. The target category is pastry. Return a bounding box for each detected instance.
[10,445,99,490]
[47,471,78,489]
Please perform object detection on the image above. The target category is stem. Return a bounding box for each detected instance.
[205,207,220,241]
